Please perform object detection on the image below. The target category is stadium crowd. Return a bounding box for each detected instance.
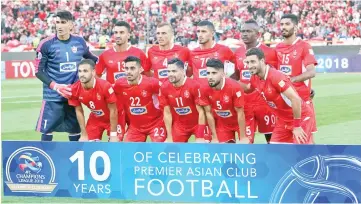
[1,0,361,51]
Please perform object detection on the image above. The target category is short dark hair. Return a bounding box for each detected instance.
[124,56,141,67]
[168,58,185,69]
[78,59,95,69]
[206,59,224,70]
[55,10,74,21]
[245,19,259,26]
[197,20,215,32]
[245,48,265,60]
[281,14,298,25]
[115,21,131,32]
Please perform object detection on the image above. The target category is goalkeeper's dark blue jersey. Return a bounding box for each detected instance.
[35,34,98,102]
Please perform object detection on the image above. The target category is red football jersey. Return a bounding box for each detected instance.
[235,43,278,105]
[95,46,150,84]
[113,75,162,130]
[250,66,312,122]
[275,38,317,101]
[199,78,244,130]
[68,78,117,123]
[147,45,190,81]
[189,43,236,84]
[159,77,200,129]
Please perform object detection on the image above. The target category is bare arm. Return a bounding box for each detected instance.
[163,106,173,141]
[282,87,302,119]
[291,65,316,83]
[75,105,87,140]
[235,107,246,140]
[204,105,217,140]
[196,105,206,125]
[108,103,118,133]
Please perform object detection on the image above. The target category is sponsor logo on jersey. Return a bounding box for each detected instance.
[184,90,190,98]
[241,70,251,80]
[280,65,292,75]
[114,72,126,80]
[158,69,168,78]
[174,106,192,115]
[91,109,105,116]
[130,107,148,115]
[71,46,77,53]
[215,110,232,118]
[199,68,207,78]
[267,101,277,109]
[59,62,77,72]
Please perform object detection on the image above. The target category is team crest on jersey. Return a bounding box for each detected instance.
[97,93,101,100]
[223,95,230,103]
[71,46,77,53]
[184,90,190,98]
[123,92,127,96]
[141,90,148,97]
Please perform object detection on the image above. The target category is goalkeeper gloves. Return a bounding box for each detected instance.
[50,82,72,99]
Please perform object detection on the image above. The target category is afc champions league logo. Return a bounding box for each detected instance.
[5,146,58,193]
[270,155,361,203]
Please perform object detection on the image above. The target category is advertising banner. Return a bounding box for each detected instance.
[2,141,361,203]
[315,55,361,73]
[5,60,36,79]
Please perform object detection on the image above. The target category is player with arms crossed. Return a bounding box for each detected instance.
[189,20,236,82]
[159,58,205,143]
[199,59,247,143]
[242,48,314,144]
[276,14,317,141]
[114,56,166,142]
[68,59,119,142]
[35,10,98,141]
[146,22,190,81]
[233,19,278,144]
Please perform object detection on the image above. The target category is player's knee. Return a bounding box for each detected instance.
[41,133,53,141]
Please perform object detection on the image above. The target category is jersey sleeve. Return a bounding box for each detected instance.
[103,82,117,104]
[267,48,279,68]
[80,38,98,63]
[198,85,211,106]
[191,81,201,105]
[95,54,106,76]
[232,84,244,108]
[227,47,236,63]
[141,50,151,72]
[150,78,162,94]
[302,43,318,67]
[159,85,169,108]
[34,41,52,86]
[68,84,81,107]
[270,71,292,93]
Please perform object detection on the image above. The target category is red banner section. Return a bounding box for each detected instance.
[5,60,36,79]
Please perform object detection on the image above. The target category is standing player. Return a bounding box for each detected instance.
[95,21,149,84]
[276,14,317,138]
[234,19,278,144]
[68,59,119,142]
[147,22,190,82]
[34,10,98,141]
[113,56,166,142]
[198,59,248,143]
[159,58,205,143]
[188,20,236,83]
[242,48,314,144]
[95,21,149,136]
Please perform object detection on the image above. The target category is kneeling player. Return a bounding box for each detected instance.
[159,58,206,143]
[199,59,249,143]
[68,59,119,142]
[242,48,314,144]
[114,56,167,142]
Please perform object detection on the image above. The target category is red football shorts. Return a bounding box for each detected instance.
[172,123,197,143]
[125,118,167,142]
[270,115,314,144]
[216,123,239,143]
[245,104,276,143]
[86,116,110,141]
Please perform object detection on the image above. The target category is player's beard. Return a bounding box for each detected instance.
[169,76,179,84]
[208,79,220,88]
[282,27,295,38]
[80,76,92,84]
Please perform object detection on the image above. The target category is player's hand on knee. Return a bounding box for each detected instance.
[108,136,119,142]
[292,127,307,144]
[211,138,219,143]
[50,82,72,99]
[310,89,315,99]
[165,137,173,143]
[238,136,251,144]
[79,136,88,141]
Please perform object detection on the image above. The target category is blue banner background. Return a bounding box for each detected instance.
[2,141,361,203]
[315,55,361,73]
